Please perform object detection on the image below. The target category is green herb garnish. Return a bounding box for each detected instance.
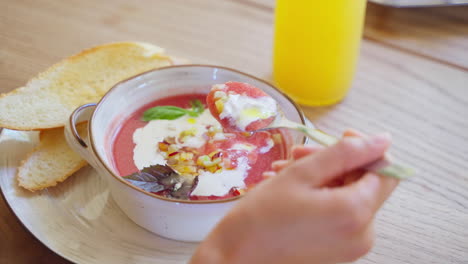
[142,99,205,121]
[187,99,204,117]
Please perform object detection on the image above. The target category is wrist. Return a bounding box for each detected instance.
[189,209,251,264]
[189,238,228,264]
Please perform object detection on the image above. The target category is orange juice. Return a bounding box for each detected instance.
[273,0,367,106]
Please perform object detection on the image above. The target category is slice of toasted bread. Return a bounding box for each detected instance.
[0,42,174,130]
[17,124,88,191]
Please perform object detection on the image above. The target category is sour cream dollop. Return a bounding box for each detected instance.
[132,110,219,170]
[207,82,279,132]
[131,105,274,197]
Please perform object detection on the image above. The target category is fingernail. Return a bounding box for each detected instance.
[272,160,287,166]
[291,145,300,152]
[262,171,276,178]
[370,133,391,146]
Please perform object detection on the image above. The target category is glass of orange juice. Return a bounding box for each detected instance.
[273,0,367,106]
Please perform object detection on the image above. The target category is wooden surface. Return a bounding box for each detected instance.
[1,0,467,263]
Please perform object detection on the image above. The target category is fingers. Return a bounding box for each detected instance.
[281,133,392,187]
[342,170,364,185]
[341,130,399,203]
[262,171,277,178]
[271,145,323,173]
[340,130,367,185]
[292,145,323,160]
[343,129,365,138]
[271,160,291,172]
[340,171,399,213]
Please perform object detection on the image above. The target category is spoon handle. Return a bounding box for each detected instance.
[281,120,413,180]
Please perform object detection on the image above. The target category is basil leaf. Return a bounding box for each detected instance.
[123,170,167,193]
[125,179,165,193]
[187,99,205,117]
[186,110,198,117]
[143,106,188,121]
[172,176,199,199]
[191,99,204,114]
[142,99,205,121]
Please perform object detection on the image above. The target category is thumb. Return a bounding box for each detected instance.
[281,133,391,187]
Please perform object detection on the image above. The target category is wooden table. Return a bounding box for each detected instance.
[1,1,467,263]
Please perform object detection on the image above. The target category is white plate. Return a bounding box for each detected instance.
[0,129,196,264]
[0,120,315,263]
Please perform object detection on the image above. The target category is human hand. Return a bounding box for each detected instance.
[266,130,376,186]
[190,130,399,264]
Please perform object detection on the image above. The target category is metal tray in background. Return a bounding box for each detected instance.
[369,0,468,7]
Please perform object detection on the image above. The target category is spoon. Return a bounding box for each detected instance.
[207,82,413,179]
[253,111,413,179]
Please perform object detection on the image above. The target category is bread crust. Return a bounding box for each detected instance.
[8,42,187,191]
[0,42,175,130]
[17,125,88,191]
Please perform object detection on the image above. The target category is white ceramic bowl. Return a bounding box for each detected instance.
[65,65,306,242]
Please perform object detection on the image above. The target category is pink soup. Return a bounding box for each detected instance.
[112,93,290,200]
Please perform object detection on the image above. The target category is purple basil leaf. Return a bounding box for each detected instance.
[171,176,199,200]
[125,179,165,193]
[123,164,197,199]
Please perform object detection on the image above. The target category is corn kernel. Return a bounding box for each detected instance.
[241,132,252,137]
[180,128,197,137]
[179,166,194,173]
[168,144,179,153]
[207,166,218,173]
[215,100,224,113]
[197,155,211,166]
[158,142,169,152]
[185,152,194,161]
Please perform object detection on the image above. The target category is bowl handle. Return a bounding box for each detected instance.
[64,103,99,168]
